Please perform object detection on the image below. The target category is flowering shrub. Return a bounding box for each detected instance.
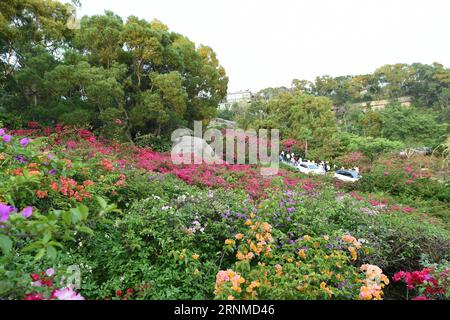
[24,268,84,300]
[281,138,305,155]
[215,214,387,300]
[358,157,450,203]
[336,152,369,171]
[393,261,449,300]
[0,125,448,300]
[359,264,389,300]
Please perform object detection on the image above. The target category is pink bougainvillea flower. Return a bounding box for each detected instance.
[54,287,85,300]
[392,271,405,282]
[66,141,77,149]
[45,268,55,277]
[402,207,413,213]
[21,206,33,218]
[20,138,29,147]
[32,280,42,287]
[2,134,12,143]
[0,128,5,135]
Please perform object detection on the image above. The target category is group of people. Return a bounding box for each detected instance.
[279,151,359,173]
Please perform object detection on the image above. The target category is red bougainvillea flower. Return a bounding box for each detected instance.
[43,127,52,135]
[27,122,40,129]
[24,293,44,300]
[30,273,40,282]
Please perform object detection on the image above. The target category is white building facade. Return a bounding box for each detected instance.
[218,90,254,110]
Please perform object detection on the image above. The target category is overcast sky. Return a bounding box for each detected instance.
[67,0,450,92]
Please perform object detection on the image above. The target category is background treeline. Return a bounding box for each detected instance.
[0,0,228,144]
[225,63,450,160]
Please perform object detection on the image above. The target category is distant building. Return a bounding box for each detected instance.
[208,118,237,129]
[218,90,254,110]
[333,96,412,117]
[351,96,412,111]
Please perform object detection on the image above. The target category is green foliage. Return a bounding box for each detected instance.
[379,104,448,146]
[238,91,338,158]
[63,178,252,299]
[0,1,227,143]
[336,131,404,160]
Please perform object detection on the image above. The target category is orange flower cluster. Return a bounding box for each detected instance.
[114,174,126,187]
[36,190,48,199]
[245,280,261,298]
[100,159,114,172]
[234,220,274,262]
[342,234,362,261]
[320,281,333,297]
[359,264,389,300]
[9,163,41,176]
[214,269,245,295]
[274,264,283,277]
[224,216,274,262]
[50,176,92,202]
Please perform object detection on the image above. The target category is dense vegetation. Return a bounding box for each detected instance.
[0,125,448,300]
[0,0,449,301]
[0,0,227,144]
[228,63,450,160]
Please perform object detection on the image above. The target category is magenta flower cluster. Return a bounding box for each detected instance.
[0,203,33,222]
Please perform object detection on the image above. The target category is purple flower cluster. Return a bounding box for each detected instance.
[0,203,33,222]
[0,129,29,147]
[0,204,16,222]
[14,155,28,164]
[0,128,12,143]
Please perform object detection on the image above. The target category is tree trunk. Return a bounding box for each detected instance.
[305,140,308,159]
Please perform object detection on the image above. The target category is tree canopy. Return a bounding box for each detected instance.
[0,1,228,142]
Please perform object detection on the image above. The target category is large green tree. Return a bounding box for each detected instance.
[0,1,228,143]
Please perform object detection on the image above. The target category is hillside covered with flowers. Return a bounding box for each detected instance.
[0,124,448,300]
